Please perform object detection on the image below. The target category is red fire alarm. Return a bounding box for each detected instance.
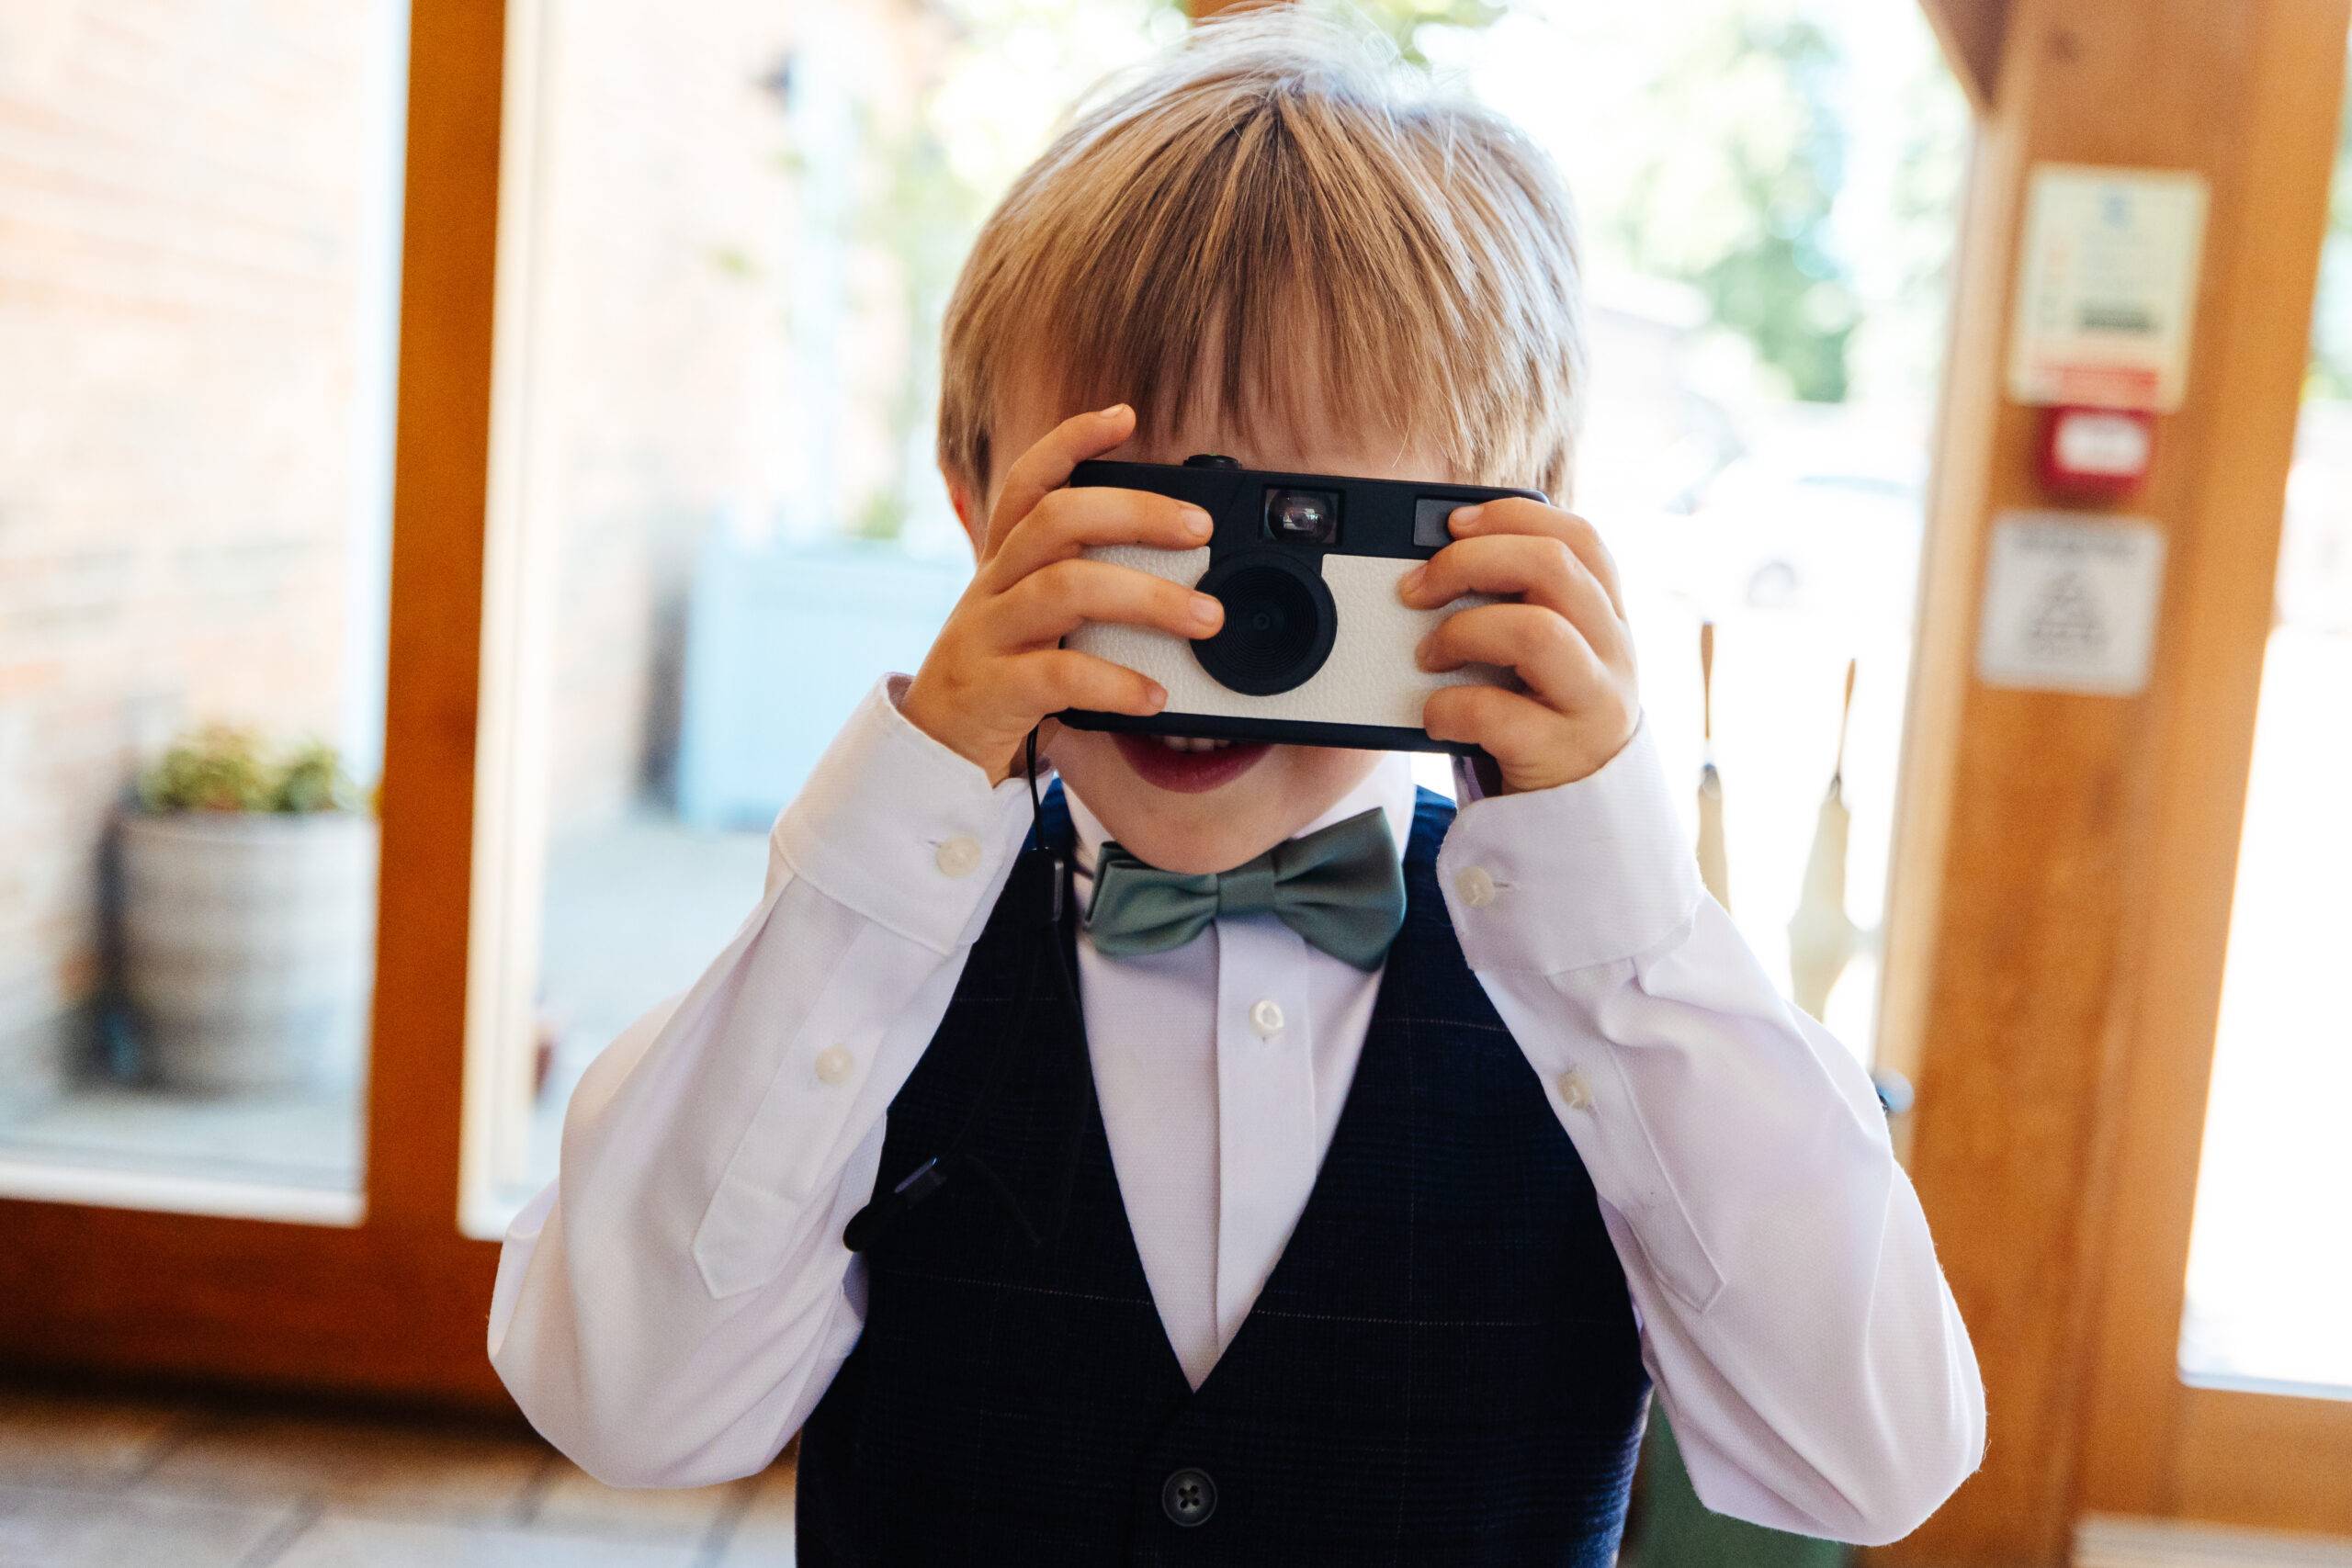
[2038,405,2156,499]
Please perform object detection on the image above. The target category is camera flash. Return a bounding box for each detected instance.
[1262,487,1341,546]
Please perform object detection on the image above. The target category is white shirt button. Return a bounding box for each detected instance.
[1454,865,1498,908]
[814,1045,855,1086]
[1248,998,1285,1039]
[934,836,982,877]
[1555,1067,1593,1111]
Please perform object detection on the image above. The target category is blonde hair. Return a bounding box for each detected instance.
[937,8,1588,501]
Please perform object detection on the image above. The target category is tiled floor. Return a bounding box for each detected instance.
[0,1385,795,1567]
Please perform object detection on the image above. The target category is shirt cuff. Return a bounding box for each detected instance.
[770,675,1037,955]
[1436,717,1702,974]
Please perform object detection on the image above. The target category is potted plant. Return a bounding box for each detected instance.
[118,728,378,1094]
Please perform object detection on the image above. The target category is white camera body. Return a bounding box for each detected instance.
[1059,457,1539,753]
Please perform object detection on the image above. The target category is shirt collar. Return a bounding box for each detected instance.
[1063,750,1419,879]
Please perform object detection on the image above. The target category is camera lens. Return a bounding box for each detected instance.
[1262,488,1340,546]
[1191,550,1338,696]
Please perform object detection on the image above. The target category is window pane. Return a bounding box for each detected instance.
[461,0,1176,1232]
[0,0,408,1220]
[2178,398,2352,1396]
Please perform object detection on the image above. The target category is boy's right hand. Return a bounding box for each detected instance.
[901,405,1224,785]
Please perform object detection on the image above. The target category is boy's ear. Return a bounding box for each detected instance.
[943,463,986,556]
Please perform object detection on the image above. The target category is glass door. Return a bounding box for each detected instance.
[458,0,1182,1235]
[0,0,522,1407]
[2177,400,2352,1403]
[2076,23,2352,1544]
[0,0,412,1223]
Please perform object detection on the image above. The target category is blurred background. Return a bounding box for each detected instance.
[0,0,2344,1563]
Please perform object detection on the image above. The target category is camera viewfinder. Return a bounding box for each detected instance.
[1412,498,1464,550]
[1262,487,1341,547]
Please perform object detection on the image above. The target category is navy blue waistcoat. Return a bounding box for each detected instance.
[798,787,1649,1564]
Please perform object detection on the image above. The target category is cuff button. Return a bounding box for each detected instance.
[1454,865,1498,908]
[815,1045,855,1086]
[935,836,983,877]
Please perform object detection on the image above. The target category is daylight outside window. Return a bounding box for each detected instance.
[2177,71,2352,1398]
[458,0,1968,1235]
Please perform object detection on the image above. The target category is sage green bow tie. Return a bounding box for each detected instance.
[1084,807,1408,970]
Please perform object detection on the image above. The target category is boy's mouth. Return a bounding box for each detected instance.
[1113,733,1272,794]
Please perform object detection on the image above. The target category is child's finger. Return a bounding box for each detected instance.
[1446,498,1626,619]
[985,404,1138,559]
[982,486,1213,590]
[988,558,1224,649]
[1422,681,1555,755]
[1417,602,1611,715]
[1002,648,1170,718]
[1399,535,1626,665]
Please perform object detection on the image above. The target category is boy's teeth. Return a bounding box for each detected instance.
[1152,735,1235,753]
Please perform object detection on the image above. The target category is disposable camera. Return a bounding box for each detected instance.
[1060,455,1544,753]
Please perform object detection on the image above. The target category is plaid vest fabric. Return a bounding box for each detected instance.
[798,786,1649,1565]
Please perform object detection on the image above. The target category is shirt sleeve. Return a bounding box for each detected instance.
[487,677,1036,1487]
[1438,720,1985,1545]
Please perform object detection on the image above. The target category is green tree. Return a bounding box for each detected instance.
[1608,5,1857,401]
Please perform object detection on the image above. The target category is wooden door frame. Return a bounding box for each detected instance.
[0,0,514,1412]
[1883,0,2352,1558]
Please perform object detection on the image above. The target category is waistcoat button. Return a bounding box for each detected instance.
[1160,1466,1216,1527]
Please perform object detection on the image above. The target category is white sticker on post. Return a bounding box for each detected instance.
[2008,164,2210,412]
[1977,513,2167,696]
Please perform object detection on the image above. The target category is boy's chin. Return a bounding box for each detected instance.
[1050,728,1383,875]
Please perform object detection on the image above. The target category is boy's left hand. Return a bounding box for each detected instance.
[1399,500,1637,795]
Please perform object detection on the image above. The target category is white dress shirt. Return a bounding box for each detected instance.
[489,677,1984,1545]
[1065,761,1417,1390]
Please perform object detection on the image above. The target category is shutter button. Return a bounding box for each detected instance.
[1161,1467,1216,1527]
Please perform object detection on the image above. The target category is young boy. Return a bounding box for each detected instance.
[490,15,1984,1562]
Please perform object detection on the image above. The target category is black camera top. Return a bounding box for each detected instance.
[1068,456,1544,560]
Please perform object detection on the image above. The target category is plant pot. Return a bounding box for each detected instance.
[118,811,379,1094]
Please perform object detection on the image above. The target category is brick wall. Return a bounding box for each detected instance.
[0,0,381,1106]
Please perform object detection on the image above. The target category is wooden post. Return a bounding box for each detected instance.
[1877,0,2346,1560]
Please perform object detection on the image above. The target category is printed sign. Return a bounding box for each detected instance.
[2007,164,2210,412]
[1977,513,2167,696]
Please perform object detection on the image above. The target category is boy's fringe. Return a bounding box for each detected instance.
[938,6,1586,501]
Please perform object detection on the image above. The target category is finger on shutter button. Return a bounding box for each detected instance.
[1454,865,1497,908]
[935,836,982,877]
